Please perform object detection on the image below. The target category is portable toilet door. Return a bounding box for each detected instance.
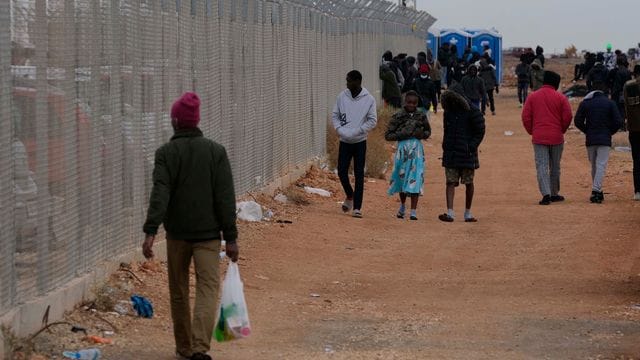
[470,29,503,83]
[427,29,439,60]
[439,29,471,59]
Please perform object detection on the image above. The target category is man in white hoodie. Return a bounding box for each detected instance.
[331,70,378,218]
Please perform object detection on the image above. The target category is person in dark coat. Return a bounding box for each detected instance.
[143,92,239,360]
[479,59,499,115]
[415,64,438,113]
[535,45,545,68]
[460,64,486,110]
[624,65,640,200]
[402,56,419,93]
[608,57,632,129]
[574,81,623,203]
[587,57,609,92]
[515,54,531,107]
[438,84,486,223]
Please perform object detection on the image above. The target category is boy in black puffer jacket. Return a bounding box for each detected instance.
[438,84,486,223]
[574,81,623,203]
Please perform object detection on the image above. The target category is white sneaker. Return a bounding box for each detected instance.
[341,198,353,212]
[352,209,363,218]
[634,192,640,201]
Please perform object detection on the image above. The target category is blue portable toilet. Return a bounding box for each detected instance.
[467,28,503,84]
[427,28,440,60]
[439,29,472,59]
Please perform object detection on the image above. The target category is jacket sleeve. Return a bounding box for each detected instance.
[212,146,238,243]
[469,110,486,151]
[560,96,573,132]
[522,97,533,135]
[331,98,342,130]
[610,101,623,134]
[360,98,378,134]
[573,102,587,133]
[385,114,401,141]
[143,147,171,235]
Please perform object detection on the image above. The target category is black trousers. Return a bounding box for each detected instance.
[338,141,367,210]
[481,89,495,114]
[630,131,640,193]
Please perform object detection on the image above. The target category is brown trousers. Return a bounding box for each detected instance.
[167,239,220,356]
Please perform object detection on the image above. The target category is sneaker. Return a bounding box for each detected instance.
[590,191,599,203]
[191,353,212,360]
[352,209,362,218]
[550,195,565,202]
[410,215,418,220]
[518,103,523,108]
[341,198,353,212]
[634,192,640,201]
[539,195,551,205]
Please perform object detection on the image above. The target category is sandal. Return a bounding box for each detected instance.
[438,213,454,222]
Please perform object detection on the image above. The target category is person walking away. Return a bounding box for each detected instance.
[438,84,486,222]
[479,59,499,115]
[332,70,378,218]
[535,45,545,68]
[574,81,623,203]
[609,57,632,130]
[402,56,419,93]
[385,91,431,220]
[142,92,239,360]
[460,64,486,110]
[522,71,573,205]
[624,65,640,200]
[380,62,402,108]
[415,64,438,113]
[515,54,531,107]
[427,54,443,102]
[439,43,452,86]
[530,58,545,91]
[587,56,609,92]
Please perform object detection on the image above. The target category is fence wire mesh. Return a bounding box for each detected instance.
[1,0,435,314]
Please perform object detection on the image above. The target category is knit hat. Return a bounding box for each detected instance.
[171,92,200,128]
[419,64,430,75]
[543,71,561,90]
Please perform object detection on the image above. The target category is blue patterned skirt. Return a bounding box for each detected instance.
[387,138,425,195]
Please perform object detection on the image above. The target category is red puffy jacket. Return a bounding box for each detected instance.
[522,85,573,145]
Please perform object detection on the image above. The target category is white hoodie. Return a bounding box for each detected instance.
[331,88,377,144]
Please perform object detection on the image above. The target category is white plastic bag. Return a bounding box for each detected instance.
[214,262,251,342]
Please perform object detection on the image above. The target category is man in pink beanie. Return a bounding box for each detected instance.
[143,92,238,360]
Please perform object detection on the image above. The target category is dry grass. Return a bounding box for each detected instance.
[326,106,395,179]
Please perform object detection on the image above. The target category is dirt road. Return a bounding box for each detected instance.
[32,71,640,359]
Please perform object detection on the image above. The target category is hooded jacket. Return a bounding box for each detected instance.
[479,62,497,90]
[441,89,486,169]
[587,63,608,91]
[385,109,431,142]
[522,85,573,145]
[530,59,545,91]
[331,87,377,144]
[143,128,238,243]
[379,64,402,101]
[460,73,486,101]
[574,91,622,146]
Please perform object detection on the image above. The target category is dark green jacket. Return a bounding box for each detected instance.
[143,128,238,243]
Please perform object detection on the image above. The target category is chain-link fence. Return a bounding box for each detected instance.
[0,0,435,315]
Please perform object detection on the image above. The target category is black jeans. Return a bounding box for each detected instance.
[338,141,367,210]
[518,82,529,104]
[481,89,495,114]
[630,131,640,193]
[434,80,442,101]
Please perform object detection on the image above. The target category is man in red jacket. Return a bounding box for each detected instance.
[522,71,573,205]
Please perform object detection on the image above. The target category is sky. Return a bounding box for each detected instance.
[417,0,639,54]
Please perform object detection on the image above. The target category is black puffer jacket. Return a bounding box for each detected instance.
[441,89,486,169]
[574,91,622,146]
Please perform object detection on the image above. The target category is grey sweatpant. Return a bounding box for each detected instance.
[533,144,564,196]
[587,145,610,192]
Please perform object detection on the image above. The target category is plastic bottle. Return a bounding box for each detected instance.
[62,348,101,360]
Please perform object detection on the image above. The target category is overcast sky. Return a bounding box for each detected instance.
[417,0,639,54]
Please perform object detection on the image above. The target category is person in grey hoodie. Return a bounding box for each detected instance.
[331,70,378,218]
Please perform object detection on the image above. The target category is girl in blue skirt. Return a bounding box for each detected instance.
[385,91,431,220]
